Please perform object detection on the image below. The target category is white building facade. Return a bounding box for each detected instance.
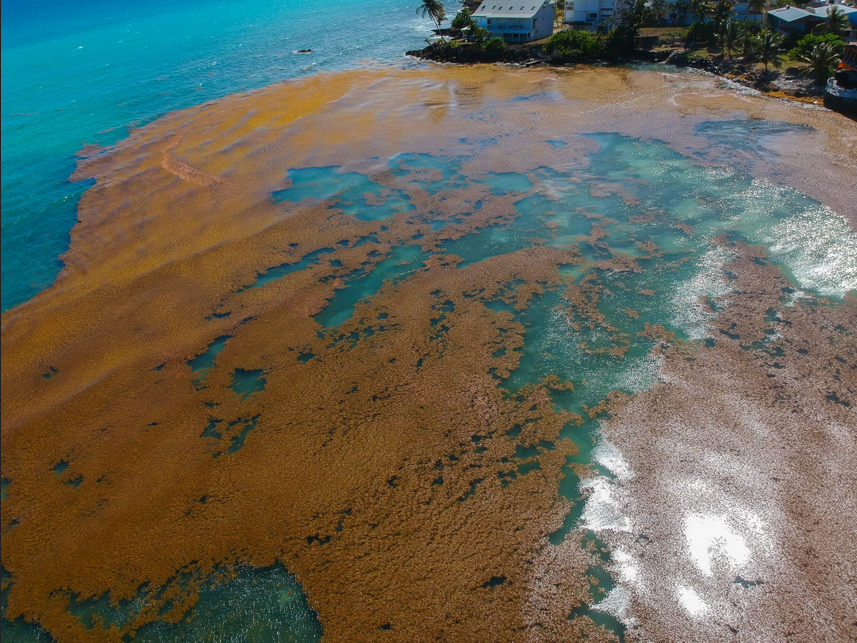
[563,0,706,27]
[564,0,615,26]
[473,0,556,42]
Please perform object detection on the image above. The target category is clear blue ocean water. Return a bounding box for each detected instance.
[1,0,442,312]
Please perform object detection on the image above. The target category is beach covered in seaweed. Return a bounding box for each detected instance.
[1,64,856,642]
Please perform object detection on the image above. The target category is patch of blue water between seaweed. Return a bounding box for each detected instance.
[231,369,266,399]
[694,119,813,161]
[188,335,232,374]
[239,248,335,292]
[1,563,320,643]
[272,167,413,221]
[314,243,428,329]
[1,565,55,642]
[390,152,465,195]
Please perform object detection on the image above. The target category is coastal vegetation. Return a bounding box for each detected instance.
[544,29,605,61]
[789,32,846,60]
[794,41,843,82]
[757,28,784,72]
[450,7,474,30]
[413,0,846,101]
[719,19,742,59]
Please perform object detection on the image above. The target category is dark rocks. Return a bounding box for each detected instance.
[407,42,545,65]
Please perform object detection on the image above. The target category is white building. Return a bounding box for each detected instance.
[563,0,705,27]
[473,0,556,43]
[564,0,615,26]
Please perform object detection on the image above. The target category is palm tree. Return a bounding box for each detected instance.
[757,28,783,72]
[747,0,767,25]
[795,42,842,83]
[712,0,734,33]
[688,0,713,43]
[739,30,758,60]
[417,0,447,39]
[821,6,850,36]
[719,19,743,58]
[689,0,713,25]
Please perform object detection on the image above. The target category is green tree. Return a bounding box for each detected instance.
[471,26,489,46]
[689,0,714,25]
[611,0,648,51]
[712,0,734,33]
[818,6,850,36]
[417,0,447,39]
[546,29,606,59]
[649,0,670,23]
[738,30,758,60]
[719,19,743,58]
[484,37,507,57]
[795,42,842,82]
[687,0,713,43]
[746,0,767,25]
[757,28,783,71]
[788,33,845,60]
[451,8,476,31]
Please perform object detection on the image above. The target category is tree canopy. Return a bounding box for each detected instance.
[794,42,842,83]
[757,28,784,72]
[789,32,845,60]
[417,0,447,34]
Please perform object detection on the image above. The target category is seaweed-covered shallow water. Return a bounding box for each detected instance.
[1,67,856,643]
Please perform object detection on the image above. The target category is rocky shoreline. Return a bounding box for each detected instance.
[406,43,827,106]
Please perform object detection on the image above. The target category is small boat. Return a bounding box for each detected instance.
[824,43,857,116]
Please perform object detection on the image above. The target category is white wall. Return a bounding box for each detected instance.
[564,0,616,25]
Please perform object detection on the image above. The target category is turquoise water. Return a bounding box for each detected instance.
[0,0,445,311]
[1,563,320,643]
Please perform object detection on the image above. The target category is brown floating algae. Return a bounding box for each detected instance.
[1,65,856,643]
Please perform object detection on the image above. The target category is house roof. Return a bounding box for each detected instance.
[474,0,549,18]
[812,3,857,16]
[767,6,816,21]
[812,4,857,24]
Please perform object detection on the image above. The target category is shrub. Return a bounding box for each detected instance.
[471,26,489,46]
[738,30,758,60]
[794,42,842,83]
[685,21,717,45]
[788,33,845,61]
[604,25,638,53]
[545,29,605,59]
[451,9,475,31]
[484,37,507,56]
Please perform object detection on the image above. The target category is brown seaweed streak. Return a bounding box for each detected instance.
[161,135,226,186]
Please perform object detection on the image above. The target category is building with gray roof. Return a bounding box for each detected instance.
[473,0,556,42]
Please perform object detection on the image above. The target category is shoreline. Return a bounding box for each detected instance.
[405,43,834,111]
